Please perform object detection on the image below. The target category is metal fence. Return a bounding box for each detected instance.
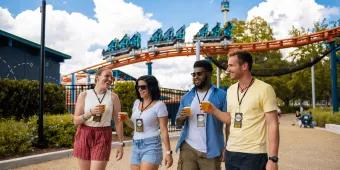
[63,85,187,132]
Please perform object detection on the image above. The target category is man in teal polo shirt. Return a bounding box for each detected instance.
[176,60,227,170]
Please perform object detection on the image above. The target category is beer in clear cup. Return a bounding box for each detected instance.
[201,101,212,112]
[119,112,128,121]
[182,106,192,116]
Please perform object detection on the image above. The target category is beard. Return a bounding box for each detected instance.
[195,76,209,89]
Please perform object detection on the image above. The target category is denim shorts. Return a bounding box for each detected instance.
[131,135,163,165]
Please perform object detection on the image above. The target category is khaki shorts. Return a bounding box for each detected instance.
[177,142,221,170]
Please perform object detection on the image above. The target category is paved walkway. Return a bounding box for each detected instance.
[15,114,340,170]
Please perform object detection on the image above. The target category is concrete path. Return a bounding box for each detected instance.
[14,114,340,170]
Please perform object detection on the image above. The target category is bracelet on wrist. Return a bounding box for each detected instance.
[82,112,91,121]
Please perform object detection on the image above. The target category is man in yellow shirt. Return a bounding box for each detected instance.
[201,50,280,170]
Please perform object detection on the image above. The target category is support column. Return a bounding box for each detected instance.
[87,74,91,85]
[329,41,338,112]
[146,62,153,75]
[196,40,200,61]
[217,67,220,88]
[311,59,315,109]
[71,73,76,108]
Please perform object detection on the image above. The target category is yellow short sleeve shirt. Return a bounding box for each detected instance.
[226,79,277,153]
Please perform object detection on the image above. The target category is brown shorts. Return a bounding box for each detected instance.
[177,142,221,170]
[73,125,112,161]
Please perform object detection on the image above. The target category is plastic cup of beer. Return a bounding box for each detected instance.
[182,106,192,116]
[118,112,128,121]
[98,104,106,113]
[201,101,212,112]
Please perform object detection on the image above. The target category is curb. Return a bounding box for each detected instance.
[0,149,73,170]
[0,135,180,170]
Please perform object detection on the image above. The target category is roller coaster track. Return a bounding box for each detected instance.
[69,27,339,76]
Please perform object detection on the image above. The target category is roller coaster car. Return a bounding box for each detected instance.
[222,21,233,40]
[102,32,141,59]
[193,23,209,42]
[147,28,163,48]
[175,25,186,43]
[147,25,186,48]
[193,22,233,43]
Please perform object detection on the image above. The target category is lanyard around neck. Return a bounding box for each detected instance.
[196,88,210,103]
[139,100,153,117]
[93,89,107,104]
[237,78,254,107]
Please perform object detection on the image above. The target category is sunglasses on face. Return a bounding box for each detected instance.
[191,71,205,77]
[137,85,147,90]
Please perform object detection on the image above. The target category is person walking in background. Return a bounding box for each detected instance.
[175,60,227,170]
[120,75,173,170]
[73,67,124,170]
[201,50,280,170]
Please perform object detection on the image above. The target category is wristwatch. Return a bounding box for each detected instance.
[268,156,279,163]
[166,150,173,155]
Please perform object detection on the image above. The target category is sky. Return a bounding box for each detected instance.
[0,0,339,89]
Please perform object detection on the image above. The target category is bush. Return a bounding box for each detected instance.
[308,108,340,127]
[0,79,66,119]
[28,114,76,148]
[0,119,33,157]
[281,105,300,114]
[113,81,136,137]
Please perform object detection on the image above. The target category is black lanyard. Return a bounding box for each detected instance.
[196,88,210,103]
[237,78,254,108]
[93,89,107,104]
[139,100,153,117]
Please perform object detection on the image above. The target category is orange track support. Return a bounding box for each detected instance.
[68,27,339,76]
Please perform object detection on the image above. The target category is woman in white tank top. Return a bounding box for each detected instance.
[73,67,124,170]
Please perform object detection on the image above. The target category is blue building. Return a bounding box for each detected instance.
[0,29,71,84]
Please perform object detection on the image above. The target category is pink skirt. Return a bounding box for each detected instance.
[73,125,112,161]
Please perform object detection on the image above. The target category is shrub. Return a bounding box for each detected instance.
[308,108,340,127]
[0,79,66,119]
[0,119,33,157]
[113,81,136,137]
[28,114,76,148]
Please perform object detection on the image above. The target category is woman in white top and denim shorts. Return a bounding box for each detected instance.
[121,75,173,170]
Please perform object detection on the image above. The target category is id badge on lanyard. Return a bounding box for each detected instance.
[135,118,144,132]
[197,114,205,127]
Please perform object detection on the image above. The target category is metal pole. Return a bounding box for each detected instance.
[146,62,152,75]
[38,0,46,147]
[311,59,316,108]
[71,73,76,102]
[196,40,200,61]
[217,67,220,88]
[329,41,338,112]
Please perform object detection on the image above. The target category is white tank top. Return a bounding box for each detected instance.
[84,89,113,127]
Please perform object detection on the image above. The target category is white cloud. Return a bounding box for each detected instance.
[185,22,203,43]
[0,7,14,30]
[247,0,339,39]
[0,0,206,89]
[119,56,197,89]
[0,0,161,79]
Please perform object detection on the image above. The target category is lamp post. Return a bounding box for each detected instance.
[38,0,46,147]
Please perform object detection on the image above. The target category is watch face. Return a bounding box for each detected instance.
[269,156,279,163]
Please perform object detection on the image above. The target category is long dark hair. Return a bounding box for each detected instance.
[135,75,161,101]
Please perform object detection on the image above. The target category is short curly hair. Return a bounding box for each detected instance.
[193,60,213,72]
